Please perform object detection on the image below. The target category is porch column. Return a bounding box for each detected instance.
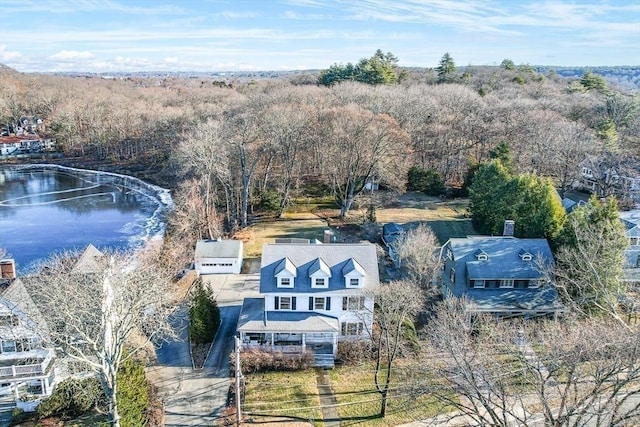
[41,378,47,396]
[301,333,306,352]
[270,332,274,346]
[332,334,338,356]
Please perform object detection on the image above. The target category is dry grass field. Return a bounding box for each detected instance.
[235,193,476,262]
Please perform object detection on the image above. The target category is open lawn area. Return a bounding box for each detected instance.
[236,194,475,264]
[243,369,323,426]
[241,363,451,427]
[328,361,448,426]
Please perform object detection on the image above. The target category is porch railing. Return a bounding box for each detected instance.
[0,350,54,379]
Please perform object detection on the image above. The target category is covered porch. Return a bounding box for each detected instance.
[237,298,339,362]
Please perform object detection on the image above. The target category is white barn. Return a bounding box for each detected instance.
[194,239,243,275]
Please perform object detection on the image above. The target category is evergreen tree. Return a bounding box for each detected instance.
[435,52,456,83]
[117,357,150,427]
[470,160,566,240]
[554,197,628,319]
[189,279,221,344]
[318,50,401,86]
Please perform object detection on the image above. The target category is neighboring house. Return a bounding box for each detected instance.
[382,222,405,267]
[0,264,57,404]
[194,239,243,275]
[237,241,379,366]
[561,197,586,214]
[620,211,640,286]
[440,236,563,318]
[576,155,640,206]
[0,134,54,156]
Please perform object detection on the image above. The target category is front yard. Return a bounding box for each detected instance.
[242,369,323,425]
[241,361,450,426]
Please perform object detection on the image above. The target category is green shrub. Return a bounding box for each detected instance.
[232,349,314,374]
[258,189,282,213]
[407,166,446,196]
[336,340,374,363]
[37,377,104,419]
[189,279,221,344]
[117,357,150,427]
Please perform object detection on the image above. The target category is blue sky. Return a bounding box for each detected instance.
[1,0,638,73]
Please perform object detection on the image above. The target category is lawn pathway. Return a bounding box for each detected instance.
[316,368,341,427]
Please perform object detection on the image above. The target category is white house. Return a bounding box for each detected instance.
[194,239,243,275]
[0,275,57,403]
[236,241,379,366]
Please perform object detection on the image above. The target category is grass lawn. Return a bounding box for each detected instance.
[243,369,323,425]
[237,218,329,260]
[328,361,448,426]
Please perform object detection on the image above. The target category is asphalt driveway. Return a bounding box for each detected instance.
[149,273,260,426]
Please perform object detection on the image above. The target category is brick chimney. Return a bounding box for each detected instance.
[323,229,334,244]
[0,259,16,280]
[503,220,515,237]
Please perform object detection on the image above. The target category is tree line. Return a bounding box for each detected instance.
[1,52,639,258]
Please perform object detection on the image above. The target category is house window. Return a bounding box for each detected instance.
[446,247,454,260]
[349,278,360,287]
[472,280,485,289]
[314,297,327,310]
[279,277,293,288]
[342,296,365,311]
[275,296,296,310]
[314,278,327,287]
[449,268,455,283]
[515,280,529,288]
[500,279,514,288]
[630,237,639,246]
[0,316,18,327]
[1,340,16,353]
[528,280,543,289]
[341,322,364,336]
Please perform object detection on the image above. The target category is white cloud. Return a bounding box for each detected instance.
[0,45,22,61]
[49,51,95,61]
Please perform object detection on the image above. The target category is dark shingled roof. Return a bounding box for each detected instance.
[237,297,339,333]
[260,243,379,294]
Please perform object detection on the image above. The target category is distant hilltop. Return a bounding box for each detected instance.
[1,63,638,91]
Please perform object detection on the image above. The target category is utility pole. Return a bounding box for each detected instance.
[235,336,242,426]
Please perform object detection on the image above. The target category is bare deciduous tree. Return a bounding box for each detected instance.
[366,280,424,417]
[317,105,410,217]
[391,223,442,288]
[419,300,640,427]
[22,244,176,427]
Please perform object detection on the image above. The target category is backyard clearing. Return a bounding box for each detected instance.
[235,193,476,261]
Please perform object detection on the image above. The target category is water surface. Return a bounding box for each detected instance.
[0,165,171,273]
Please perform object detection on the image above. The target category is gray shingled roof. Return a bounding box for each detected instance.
[260,243,379,294]
[194,239,242,259]
[237,297,339,333]
[466,287,564,312]
[449,237,552,281]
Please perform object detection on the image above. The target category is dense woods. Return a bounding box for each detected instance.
[1,60,639,262]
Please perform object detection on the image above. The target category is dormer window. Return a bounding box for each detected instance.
[275,257,296,288]
[519,248,532,261]
[343,258,365,288]
[309,258,331,288]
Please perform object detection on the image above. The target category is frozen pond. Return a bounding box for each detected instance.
[0,165,172,274]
